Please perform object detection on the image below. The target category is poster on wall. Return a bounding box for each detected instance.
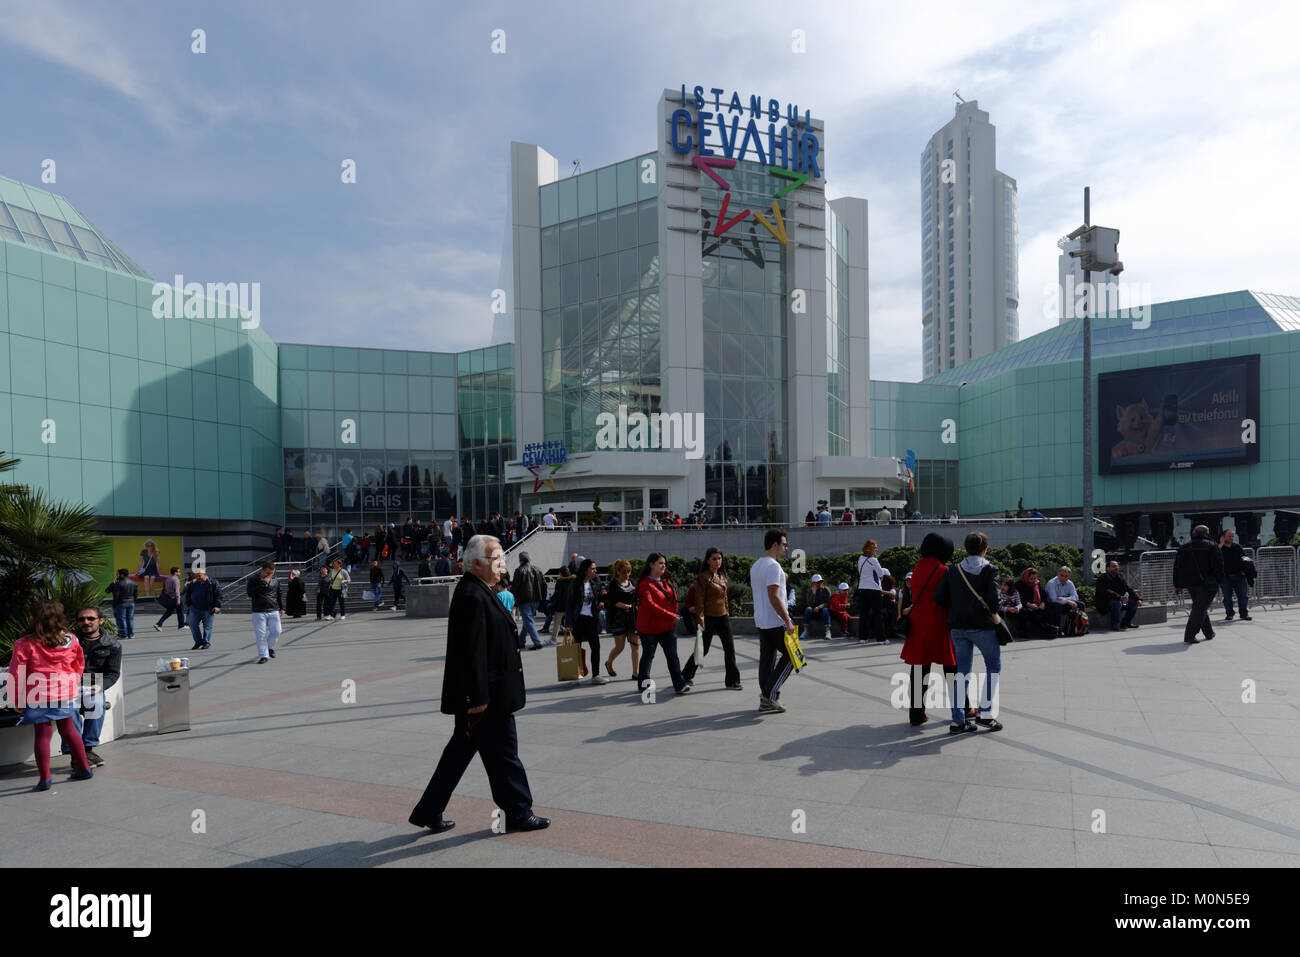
[90,536,184,598]
[1098,355,1260,474]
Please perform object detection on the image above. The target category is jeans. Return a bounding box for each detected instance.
[802,605,831,634]
[327,590,346,617]
[1108,596,1139,629]
[113,603,135,639]
[517,601,542,647]
[371,583,383,609]
[1221,574,1249,617]
[252,611,282,658]
[950,627,1001,724]
[599,609,607,633]
[541,598,554,632]
[61,691,106,752]
[188,608,214,647]
[637,629,686,694]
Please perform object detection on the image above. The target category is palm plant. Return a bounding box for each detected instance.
[0,452,107,663]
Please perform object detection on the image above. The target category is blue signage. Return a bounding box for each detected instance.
[671,85,822,178]
[905,449,916,472]
[522,441,567,468]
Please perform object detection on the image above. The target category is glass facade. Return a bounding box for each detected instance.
[700,161,789,523]
[539,155,659,452]
[457,343,516,519]
[1,235,281,522]
[280,343,474,536]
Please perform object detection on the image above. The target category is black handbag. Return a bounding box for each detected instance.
[896,566,941,639]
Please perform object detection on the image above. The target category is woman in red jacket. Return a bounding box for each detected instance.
[8,601,94,790]
[898,533,963,726]
[635,553,689,696]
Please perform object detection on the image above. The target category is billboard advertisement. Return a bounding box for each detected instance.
[90,536,184,597]
[1099,355,1260,474]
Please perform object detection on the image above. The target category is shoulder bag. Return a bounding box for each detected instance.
[957,566,1014,646]
[896,565,941,639]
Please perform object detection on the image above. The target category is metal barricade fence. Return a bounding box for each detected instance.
[1139,550,1182,613]
[1253,546,1297,609]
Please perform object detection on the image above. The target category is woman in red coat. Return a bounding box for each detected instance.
[899,533,960,726]
[635,552,689,696]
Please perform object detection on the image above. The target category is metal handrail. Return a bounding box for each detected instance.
[553,516,1083,531]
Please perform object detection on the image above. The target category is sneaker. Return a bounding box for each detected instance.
[766,697,786,712]
[34,779,53,791]
[339,616,346,621]
[258,657,269,664]
[797,631,807,641]
[153,624,162,632]
[949,722,976,734]
[592,675,609,685]
[323,618,334,624]
[85,749,105,767]
[268,649,276,658]
[70,768,93,781]
[725,683,744,690]
[679,683,693,694]
[974,717,1003,732]
[191,641,203,650]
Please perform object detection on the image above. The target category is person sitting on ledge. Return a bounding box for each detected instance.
[799,574,831,639]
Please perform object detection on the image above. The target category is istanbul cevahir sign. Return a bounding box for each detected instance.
[669,84,820,244]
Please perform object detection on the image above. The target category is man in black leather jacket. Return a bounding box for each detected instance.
[1174,525,1225,644]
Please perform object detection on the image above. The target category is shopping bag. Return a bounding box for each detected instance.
[783,628,808,672]
[692,624,706,668]
[556,636,582,681]
[362,589,374,602]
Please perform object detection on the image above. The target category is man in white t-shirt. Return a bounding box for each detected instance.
[542,508,557,529]
[750,529,796,713]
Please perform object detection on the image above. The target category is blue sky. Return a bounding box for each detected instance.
[2,0,1297,382]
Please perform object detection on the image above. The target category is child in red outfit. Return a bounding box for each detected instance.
[7,601,93,791]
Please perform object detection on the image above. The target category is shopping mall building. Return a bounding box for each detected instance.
[3,84,1300,571]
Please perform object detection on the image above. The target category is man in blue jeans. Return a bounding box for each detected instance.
[1219,529,1252,621]
[510,552,546,649]
[184,569,223,649]
[1096,560,1141,630]
[106,569,137,639]
[934,531,1004,733]
[60,605,121,767]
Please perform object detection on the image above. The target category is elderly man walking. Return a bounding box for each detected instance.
[1174,525,1225,644]
[409,535,550,836]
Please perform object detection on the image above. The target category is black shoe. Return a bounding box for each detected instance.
[974,717,1003,732]
[949,722,976,734]
[191,642,202,650]
[506,814,550,832]
[86,749,105,767]
[268,649,276,658]
[257,657,269,664]
[1204,632,1215,641]
[409,814,455,833]
[1240,615,1252,621]
[1185,637,1201,644]
[1224,614,1234,621]
[725,683,744,690]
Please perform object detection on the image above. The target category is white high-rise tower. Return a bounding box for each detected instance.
[920,99,1018,377]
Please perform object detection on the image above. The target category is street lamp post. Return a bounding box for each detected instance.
[1067,188,1122,586]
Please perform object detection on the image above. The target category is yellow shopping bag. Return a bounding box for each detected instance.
[556,635,582,682]
[784,628,808,673]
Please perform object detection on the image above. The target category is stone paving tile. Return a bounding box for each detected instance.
[1074,834,1221,868]
[955,783,1074,830]
[937,818,1076,868]
[1067,793,1207,843]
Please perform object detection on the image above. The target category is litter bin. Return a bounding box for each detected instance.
[156,669,190,734]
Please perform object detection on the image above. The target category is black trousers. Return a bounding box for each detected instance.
[856,589,883,641]
[681,615,739,685]
[758,626,793,701]
[1184,585,1218,642]
[572,614,600,668]
[411,711,534,823]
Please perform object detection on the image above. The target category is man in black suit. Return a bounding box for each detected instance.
[1173,525,1225,644]
[409,534,549,835]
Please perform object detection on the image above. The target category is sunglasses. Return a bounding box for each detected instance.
[76,616,100,622]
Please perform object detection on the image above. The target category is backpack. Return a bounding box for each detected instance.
[1062,607,1089,637]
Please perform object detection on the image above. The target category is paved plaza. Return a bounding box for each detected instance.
[3,604,1299,868]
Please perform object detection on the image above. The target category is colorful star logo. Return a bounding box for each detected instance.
[694,156,809,244]
[527,462,563,492]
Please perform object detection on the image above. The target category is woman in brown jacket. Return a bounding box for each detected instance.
[681,547,742,689]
